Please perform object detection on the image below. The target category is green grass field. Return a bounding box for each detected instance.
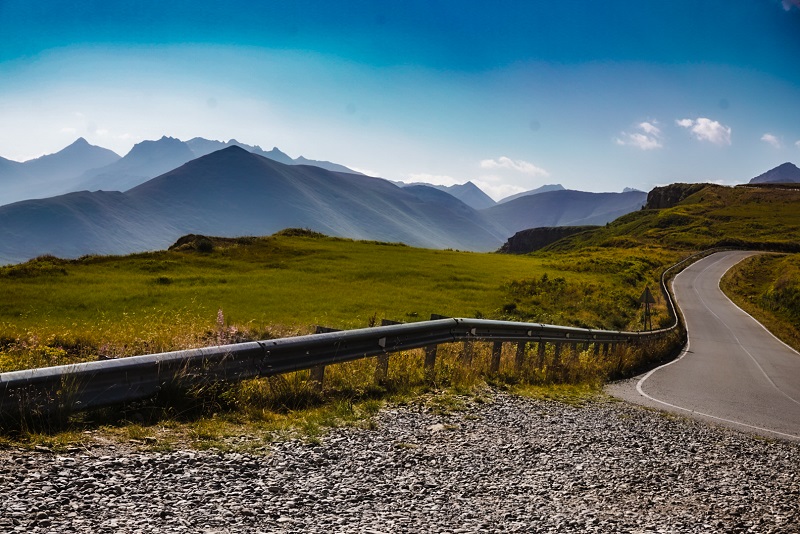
[721,252,800,352]
[551,185,800,252]
[0,231,675,371]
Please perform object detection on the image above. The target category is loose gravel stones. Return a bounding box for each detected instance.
[1,391,798,533]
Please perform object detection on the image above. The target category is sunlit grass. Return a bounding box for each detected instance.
[721,252,800,352]
[0,232,674,372]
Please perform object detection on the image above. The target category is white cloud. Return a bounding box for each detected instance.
[676,117,732,146]
[783,0,800,10]
[795,140,800,149]
[403,173,462,187]
[615,121,663,150]
[479,156,549,177]
[761,133,782,149]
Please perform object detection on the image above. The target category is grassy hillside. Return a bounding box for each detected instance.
[721,253,800,352]
[0,231,674,372]
[542,183,800,355]
[549,185,800,252]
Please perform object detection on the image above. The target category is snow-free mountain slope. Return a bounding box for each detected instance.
[497,184,566,204]
[0,147,508,264]
[437,182,496,210]
[23,138,121,182]
[482,189,647,234]
[749,162,800,184]
[0,138,121,205]
[127,147,506,249]
[73,136,197,193]
[185,138,360,174]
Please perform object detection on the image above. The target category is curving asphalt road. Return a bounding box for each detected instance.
[608,250,800,441]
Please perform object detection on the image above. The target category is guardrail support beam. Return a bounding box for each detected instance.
[515,342,526,371]
[553,342,562,366]
[537,341,547,368]
[375,319,402,385]
[424,345,438,381]
[490,341,503,374]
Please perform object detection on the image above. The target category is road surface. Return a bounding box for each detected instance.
[608,250,800,441]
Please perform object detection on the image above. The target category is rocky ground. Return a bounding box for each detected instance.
[1,390,798,533]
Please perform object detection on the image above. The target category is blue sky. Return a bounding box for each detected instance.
[1,0,799,198]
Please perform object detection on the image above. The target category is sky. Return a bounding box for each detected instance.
[1,0,799,199]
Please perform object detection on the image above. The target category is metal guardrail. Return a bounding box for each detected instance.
[2,249,713,420]
[0,317,672,419]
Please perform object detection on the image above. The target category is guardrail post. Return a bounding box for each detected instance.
[593,342,600,356]
[375,319,402,385]
[602,343,610,356]
[424,345,438,381]
[312,325,342,390]
[537,341,547,368]
[490,341,503,374]
[515,342,526,371]
[462,340,474,365]
[553,343,562,367]
[308,365,325,388]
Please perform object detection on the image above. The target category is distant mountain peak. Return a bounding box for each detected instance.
[750,162,800,184]
[218,145,251,155]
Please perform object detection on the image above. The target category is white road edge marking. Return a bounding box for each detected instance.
[635,251,800,441]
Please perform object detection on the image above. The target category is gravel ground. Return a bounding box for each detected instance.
[1,390,799,533]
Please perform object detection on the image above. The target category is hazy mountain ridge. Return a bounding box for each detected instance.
[185,138,360,174]
[73,136,197,194]
[482,189,648,234]
[393,180,496,210]
[0,147,508,264]
[3,142,790,265]
[0,136,362,206]
[497,184,566,204]
[0,138,121,204]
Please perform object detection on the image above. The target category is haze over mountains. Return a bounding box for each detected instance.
[1,136,794,265]
[0,147,507,263]
[0,145,649,264]
[0,136,362,206]
[0,138,120,204]
[484,189,647,234]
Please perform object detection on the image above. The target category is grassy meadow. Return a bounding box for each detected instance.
[0,231,675,372]
[721,252,800,352]
[552,185,800,252]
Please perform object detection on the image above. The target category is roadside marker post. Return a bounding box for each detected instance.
[640,286,657,331]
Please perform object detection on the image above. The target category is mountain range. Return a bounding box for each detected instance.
[0,138,120,204]
[483,189,647,234]
[0,147,508,263]
[496,184,566,204]
[0,146,648,264]
[0,136,362,206]
[3,138,789,265]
